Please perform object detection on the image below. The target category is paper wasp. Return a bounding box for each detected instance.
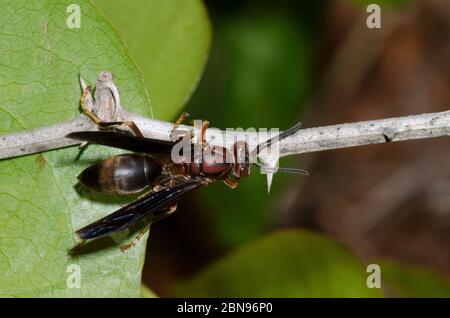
[68,76,306,253]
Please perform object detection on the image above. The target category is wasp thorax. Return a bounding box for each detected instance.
[233,141,251,178]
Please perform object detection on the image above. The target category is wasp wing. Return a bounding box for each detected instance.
[75,179,205,240]
[67,131,175,156]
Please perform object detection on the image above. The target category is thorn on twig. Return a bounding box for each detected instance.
[382,127,396,143]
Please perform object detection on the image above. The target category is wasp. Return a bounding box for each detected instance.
[67,117,307,253]
[68,76,306,253]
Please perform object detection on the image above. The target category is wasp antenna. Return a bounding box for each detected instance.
[255,122,302,155]
[270,167,309,175]
[277,122,303,140]
[255,162,309,176]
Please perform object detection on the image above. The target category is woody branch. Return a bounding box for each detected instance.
[0,72,449,166]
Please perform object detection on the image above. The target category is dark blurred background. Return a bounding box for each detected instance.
[141,0,450,296]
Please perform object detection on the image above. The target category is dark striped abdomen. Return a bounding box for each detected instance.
[78,154,162,195]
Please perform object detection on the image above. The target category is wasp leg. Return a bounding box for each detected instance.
[173,112,190,131]
[119,223,151,253]
[223,176,239,189]
[149,176,190,196]
[170,112,191,141]
[120,204,178,253]
[200,120,209,145]
[97,120,144,138]
[148,203,178,223]
[161,175,190,187]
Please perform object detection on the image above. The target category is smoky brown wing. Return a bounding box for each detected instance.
[75,179,205,240]
[66,131,175,156]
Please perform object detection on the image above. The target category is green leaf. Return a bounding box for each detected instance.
[93,0,211,120]
[141,284,158,298]
[378,260,450,297]
[174,230,383,297]
[0,0,197,297]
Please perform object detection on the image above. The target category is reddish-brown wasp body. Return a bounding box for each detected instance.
[67,119,304,253]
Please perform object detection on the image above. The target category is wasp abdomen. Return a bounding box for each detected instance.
[78,154,162,195]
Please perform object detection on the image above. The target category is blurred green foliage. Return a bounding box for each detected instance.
[94,0,211,120]
[379,260,450,297]
[350,0,411,9]
[174,230,383,297]
[185,2,324,247]
[141,284,158,298]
